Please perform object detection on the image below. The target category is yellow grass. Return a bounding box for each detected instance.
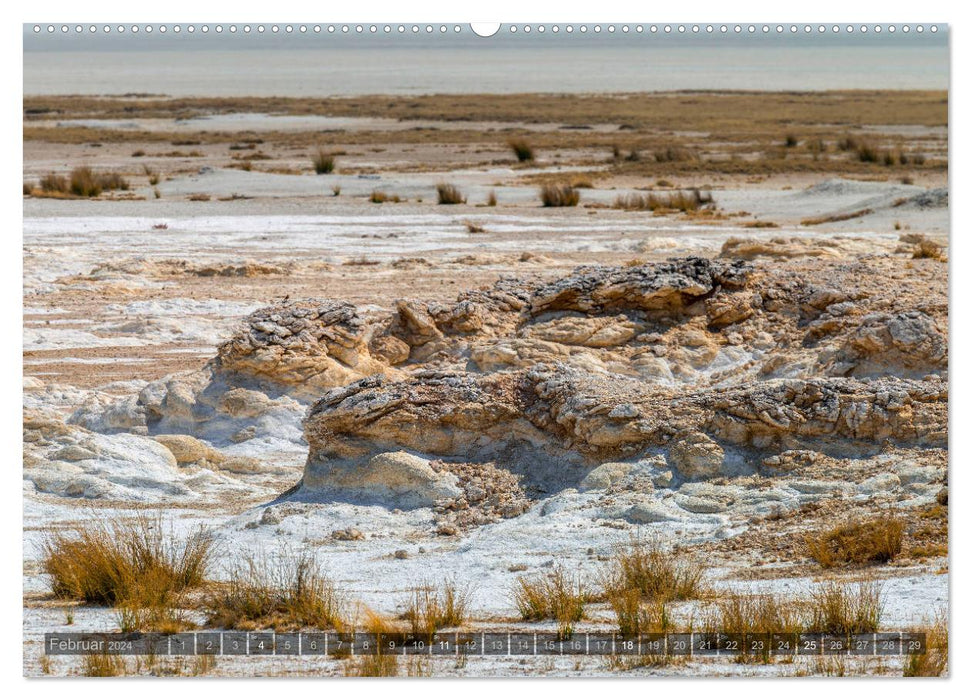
[805,514,904,568]
[508,139,534,162]
[203,550,346,632]
[512,567,586,635]
[614,189,713,212]
[601,540,709,604]
[402,579,470,637]
[904,613,948,677]
[343,654,399,677]
[436,182,465,204]
[540,184,580,207]
[41,514,213,607]
[808,579,883,635]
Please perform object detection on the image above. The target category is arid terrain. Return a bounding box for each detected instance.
[23,91,948,677]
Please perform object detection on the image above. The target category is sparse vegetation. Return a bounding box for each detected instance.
[608,588,673,638]
[332,185,341,196]
[370,190,401,204]
[513,566,586,635]
[39,173,68,193]
[402,579,470,636]
[465,222,485,233]
[436,182,465,205]
[33,167,130,198]
[312,150,335,174]
[143,166,161,185]
[805,514,904,568]
[343,654,399,677]
[653,147,695,163]
[508,139,535,162]
[486,189,497,206]
[540,184,580,207]
[614,189,713,212]
[808,580,883,635]
[801,208,873,226]
[912,237,946,260]
[41,514,214,607]
[785,134,799,148]
[203,550,346,632]
[82,650,127,677]
[601,540,708,604]
[904,614,948,677]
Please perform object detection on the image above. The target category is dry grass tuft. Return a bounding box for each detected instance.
[608,588,673,638]
[39,173,67,192]
[513,567,586,636]
[912,238,945,260]
[653,146,695,163]
[805,514,904,568]
[601,540,709,604]
[35,168,128,198]
[808,579,882,635]
[486,189,497,206]
[904,613,948,677]
[143,166,161,186]
[41,514,213,608]
[402,579,471,637]
[436,182,465,205]
[370,190,401,204]
[344,654,399,677]
[82,650,127,677]
[312,150,335,174]
[508,139,534,162]
[800,207,873,226]
[465,221,485,233]
[540,184,580,207]
[614,189,713,212]
[203,550,346,632]
[716,591,805,635]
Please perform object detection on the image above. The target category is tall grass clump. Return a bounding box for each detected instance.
[540,184,580,207]
[41,514,214,607]
[96,171,130,192]
[614,189,712,212]
[608,588,673,638]
[203,550,346,632]
[436,182,465,205]
[904,613,948,677]
[69,166,103,197]
[344,654,399,677]
[39,173,67,193]
[82,650,128,677]
[804,514,904,568]
[312,150,336,174]
[508,139,534,162]
[856,142,880,163]
[402,579,470,637]
[513,567,586,636]
[601,540,708,604]
[808,580,882,635]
